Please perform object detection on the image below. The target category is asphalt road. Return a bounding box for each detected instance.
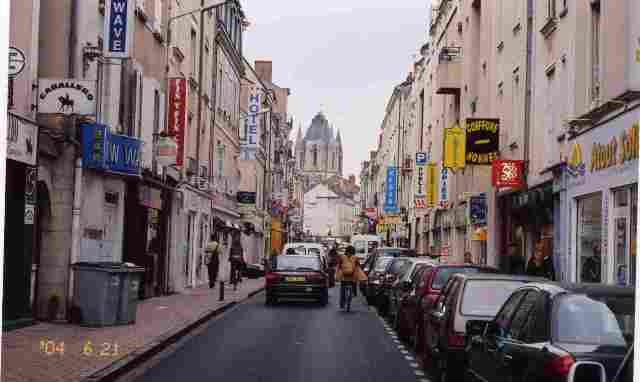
[134,285,427,382]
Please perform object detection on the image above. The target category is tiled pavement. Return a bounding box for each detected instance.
[1,278,265,382]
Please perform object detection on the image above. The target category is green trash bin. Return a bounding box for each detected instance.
[72,262,123,327]
[116,265,145,325]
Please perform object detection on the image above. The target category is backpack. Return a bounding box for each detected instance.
[342,255,355,276]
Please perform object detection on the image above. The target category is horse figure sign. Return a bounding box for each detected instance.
[58,93,74,113]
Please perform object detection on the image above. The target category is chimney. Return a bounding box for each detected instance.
[255,60,273,83]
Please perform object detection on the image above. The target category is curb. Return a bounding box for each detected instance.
[81,286,265,382]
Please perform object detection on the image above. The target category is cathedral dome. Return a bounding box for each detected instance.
[304,112,333,142]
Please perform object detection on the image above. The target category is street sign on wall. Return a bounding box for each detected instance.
[8,47,26,78]
[168,78,187,167]
[81,123,142,175]
[426,162,438,208]
[384,166,399,213]
[443,124,466,169]
[7,113,38,166]
[38,79,97,115]
[103,0,135,58]
[492,160,525,188]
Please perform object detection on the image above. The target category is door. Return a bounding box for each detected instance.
[468,289,528,382]
[611,186,637,286]
[495,291,542,382]
[185,213,195,287]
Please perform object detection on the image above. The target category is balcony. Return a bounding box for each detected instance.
[435,47,462,95]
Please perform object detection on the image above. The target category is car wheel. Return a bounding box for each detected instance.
[266,294,277,306]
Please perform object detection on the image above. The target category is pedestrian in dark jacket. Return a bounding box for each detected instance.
[526,240,555,280]
[229,232,245,283]
[205,236,220,288]
[503,243,525,275]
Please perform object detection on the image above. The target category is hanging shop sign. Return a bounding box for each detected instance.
[426,162,438,208]
[443,124,466,169]
[7,112,38,166]
[168,77,187,167]
[384,166,399,213]
[465,118,500,165]
[439,167,450,208]
[364,208,377,219]
[8,47,26,78]
[469,193,487,225]
[38,79,96,115]
[415,153,427,211]
[156,135,178,168]
[492,160,525,188]
[81,123,142,175]
[103,0,135,58]
[566,142,586,177]
[237,191,257,205]
[243,86,260,149]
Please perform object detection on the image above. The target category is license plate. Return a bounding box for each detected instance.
[286,277,305,282]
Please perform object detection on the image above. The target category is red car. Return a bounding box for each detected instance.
[394,263,498,355]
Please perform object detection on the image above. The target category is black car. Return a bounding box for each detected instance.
[361,247,414,295]
[265,255,329,306]
[375,256,414,316]
[466,282,634,382]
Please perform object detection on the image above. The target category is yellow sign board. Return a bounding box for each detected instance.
[590,123,639,172]
[443,124,466,169]
[426,162,438,208]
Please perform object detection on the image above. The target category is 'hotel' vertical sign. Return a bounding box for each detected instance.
[104,0,134,58]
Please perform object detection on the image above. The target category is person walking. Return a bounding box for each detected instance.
[205,235,220,289]
[335,245,367,310]
[229,232,245,287]
[526,240,555,280]
[582,242,602,283]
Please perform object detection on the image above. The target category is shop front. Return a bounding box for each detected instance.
[3,112,39,329]
[563,110,639,286]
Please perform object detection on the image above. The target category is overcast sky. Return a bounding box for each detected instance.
[240,1,431,180]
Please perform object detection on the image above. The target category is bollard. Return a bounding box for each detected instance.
[219,281,224,301]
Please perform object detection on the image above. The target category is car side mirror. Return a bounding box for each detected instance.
[431,304,445,320]
[466,320,490,337]
[567,361,607,382]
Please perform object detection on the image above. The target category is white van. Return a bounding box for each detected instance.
[350,235,383,261]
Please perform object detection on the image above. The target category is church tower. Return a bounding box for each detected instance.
[296,111,343,187]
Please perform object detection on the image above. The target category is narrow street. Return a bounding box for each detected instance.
[134,287,425,382]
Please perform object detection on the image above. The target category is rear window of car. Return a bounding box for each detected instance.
[460,280,526,316]
[374,257,393,271]
[284,246,307,255]
[552,294,634,347]
[432,267,482,290]
[308,247,321,256]
[274,256,320,271]
[388,259,410,275]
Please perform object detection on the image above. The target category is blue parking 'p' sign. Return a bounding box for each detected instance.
[104,0,134,58]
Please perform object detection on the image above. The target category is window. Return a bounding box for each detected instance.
[460,280,525,317]
[154,0,163,26]
[547,0,556,19]
[508,291,539,340]
[274,255,320,271]
[577,193,602,283]
[553,294,631,347]
[190,29,197,76]
[521,294,550,343]
[495,290,528,334]
[590,2,601,102]
[217,143,225,176]
[203,44,209,93]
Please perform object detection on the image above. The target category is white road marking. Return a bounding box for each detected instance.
[419,379,430,382]
[401,350,409,355]
[405,355,415,361]
[415,370,425,376]
[410,362,419,368]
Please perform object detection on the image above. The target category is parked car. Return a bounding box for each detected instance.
[282,242,329,274]
[375,257,415,316]
[465,283,634,382]
[426,273,547,382]
[243,263,265,279]
[398,264,499,356]
[361,247,415,295]
[389,258,437,326]
[265,255,329,306]
[364,256,395,305]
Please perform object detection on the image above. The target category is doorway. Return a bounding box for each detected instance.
[610,184,637,286]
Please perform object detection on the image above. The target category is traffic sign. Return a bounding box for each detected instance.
[9,47,26,78]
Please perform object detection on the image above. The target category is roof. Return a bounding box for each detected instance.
[304,112,338,143]
[453,273,548,283]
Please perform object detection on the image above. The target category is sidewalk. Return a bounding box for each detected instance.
[1,278,265,382]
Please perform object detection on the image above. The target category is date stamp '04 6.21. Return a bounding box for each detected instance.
[40,339,120,357]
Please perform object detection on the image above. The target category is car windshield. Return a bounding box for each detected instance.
[388,259,409,275]
[432,267,482,289]
[274,256,320,271]
[460,280,526,316]
[285,246,306,255]
[374,257,393,272]
[553,294,633,347]
[308,247,321,256]
[380,249,405,257]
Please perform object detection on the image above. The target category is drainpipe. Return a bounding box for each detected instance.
[68,155,83,316]
[524,0,533,182]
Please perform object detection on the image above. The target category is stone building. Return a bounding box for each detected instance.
[295,112,343,189]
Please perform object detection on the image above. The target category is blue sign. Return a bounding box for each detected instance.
[384,167,399,213]
[469,193,487,225]
[104,0,133,58]
[82,123,142,175]
[416,152,427,166]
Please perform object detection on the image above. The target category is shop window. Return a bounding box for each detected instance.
[577,193,602,283]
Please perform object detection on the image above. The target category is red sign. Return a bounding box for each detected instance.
[440,245,450,257]
[168,78,187,167]
[492,160,525,188]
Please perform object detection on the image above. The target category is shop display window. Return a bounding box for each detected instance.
[577,193,603,283]
[612,185,637,286]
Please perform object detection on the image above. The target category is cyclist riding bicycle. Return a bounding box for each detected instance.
[336,245,367,310]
